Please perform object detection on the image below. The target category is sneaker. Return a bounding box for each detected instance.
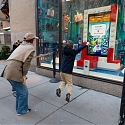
[12,90,16,93]
[18,109,31,116]
[66,93,70,102]
[12,89,16,97]
[12,91,16,97]
[26,109,31,113]
[56,88,61,97]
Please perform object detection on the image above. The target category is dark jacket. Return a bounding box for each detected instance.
[60,44,87,74]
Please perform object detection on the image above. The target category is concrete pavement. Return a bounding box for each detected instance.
[0,60,121,125]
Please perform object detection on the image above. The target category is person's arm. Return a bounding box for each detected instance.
[22,51,35,85]
[23,76,27,85]
[75,42,89,54]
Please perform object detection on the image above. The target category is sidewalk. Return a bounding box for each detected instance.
[0,60,121,125]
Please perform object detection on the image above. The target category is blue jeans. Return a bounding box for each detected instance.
[8,79,28,114]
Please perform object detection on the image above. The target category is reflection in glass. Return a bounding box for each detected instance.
[37,0,59,66]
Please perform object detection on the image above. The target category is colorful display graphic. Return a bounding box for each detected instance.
[47,9,54,17]
[87,22,110,56]
[74,13,83,23]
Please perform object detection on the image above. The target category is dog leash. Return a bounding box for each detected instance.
[34,51,56,58]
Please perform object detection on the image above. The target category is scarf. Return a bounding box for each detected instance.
[7,41,35,62]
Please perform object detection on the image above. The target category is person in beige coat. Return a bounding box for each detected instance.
[1,33,38,116]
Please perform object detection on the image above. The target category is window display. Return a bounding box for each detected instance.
[74,11,83,23]
[62,0,125,82]
[87,13,110,57]
[37,0,59,65]
[37,0,125,82]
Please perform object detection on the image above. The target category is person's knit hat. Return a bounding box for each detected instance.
[24,33,39,41]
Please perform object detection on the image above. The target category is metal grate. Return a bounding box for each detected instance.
[87,0,116,9]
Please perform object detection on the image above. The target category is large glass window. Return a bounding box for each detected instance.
[62,0,125,82]
[37,0,59,68]
[37,0,125,82]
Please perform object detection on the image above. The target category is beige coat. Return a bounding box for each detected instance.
[1,42,35,82]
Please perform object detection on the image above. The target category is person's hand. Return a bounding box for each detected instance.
[86,42,90,46]
[23,76,26,85]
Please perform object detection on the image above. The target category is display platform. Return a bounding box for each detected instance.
[97,61,120,71]
[76,65,124,77]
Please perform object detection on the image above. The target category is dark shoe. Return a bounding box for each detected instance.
[66,93,70,102]
[18,109,31,116]
[56,88,61,97]
[26,109,31,113]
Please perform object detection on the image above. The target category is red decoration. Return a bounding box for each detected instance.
[107,48,120,63]
[74,15,78,22]
[110,4,118,22]
[77,42,98,69]
[47,9,54,17]
[74,13,83,23]
[51,10,54,17]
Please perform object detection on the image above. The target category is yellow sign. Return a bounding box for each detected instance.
[89,14,110,23]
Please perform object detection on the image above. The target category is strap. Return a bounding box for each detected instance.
[21,62,24,76]
[34,51,55,58]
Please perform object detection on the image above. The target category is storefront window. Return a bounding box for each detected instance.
[62,0,125,82]
[37,0,59,68]
[115,0,125,65]
[37,0,125,82]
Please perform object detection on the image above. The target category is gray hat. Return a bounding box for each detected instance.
[24,33,39,41]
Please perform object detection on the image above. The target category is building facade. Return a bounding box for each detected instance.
[9,0,125,97]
